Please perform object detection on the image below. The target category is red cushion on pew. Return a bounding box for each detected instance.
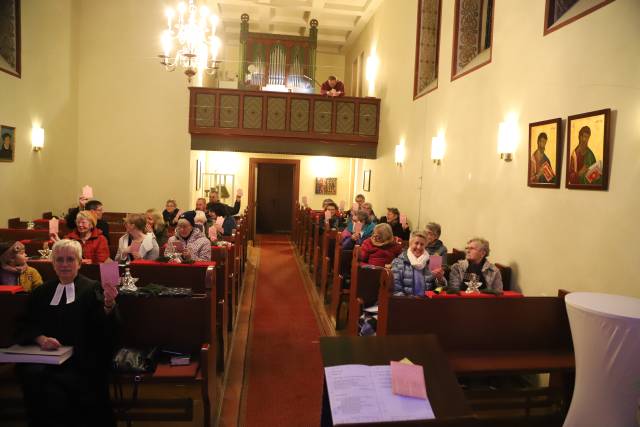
[152,362,199,378]
[426,290,524,298]
[130,260,216,268]
[0,285,24,294]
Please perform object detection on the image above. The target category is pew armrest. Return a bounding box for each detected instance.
[448,350,575,376]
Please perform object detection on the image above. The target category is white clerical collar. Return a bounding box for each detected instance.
[50,282,76,306]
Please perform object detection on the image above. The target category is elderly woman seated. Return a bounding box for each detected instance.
[60,210,110,263]
[425,222,448,263]
[206,204,237,240]
[162,199,181,226]
[166,211,211,262]
[115,213,160,262]
[380,207,411,240]
[359,223,402,267]
[448,237,503,293]
[0,241,43,291]
[319,202,344,235]
[16,239,118,426]
[145,208,169,247]
[391,230,446,297]
[342,210,375,250]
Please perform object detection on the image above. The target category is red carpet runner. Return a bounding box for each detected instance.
[243,235,323,426]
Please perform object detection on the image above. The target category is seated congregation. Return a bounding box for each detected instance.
[0,188,249,426]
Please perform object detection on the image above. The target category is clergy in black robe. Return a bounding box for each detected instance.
[16,239,118,427]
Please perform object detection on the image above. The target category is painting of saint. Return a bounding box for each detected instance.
[0,126,15,162]
[566,109,610,190]
[528,118,561,188]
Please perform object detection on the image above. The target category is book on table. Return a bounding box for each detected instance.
[324,364,434,425]
[0,345,73,365]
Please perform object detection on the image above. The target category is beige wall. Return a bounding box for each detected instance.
[0,0,79,225]
[345,0,640,297]
[74,0,192,214]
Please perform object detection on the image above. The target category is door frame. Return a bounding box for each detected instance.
[248,158,300,240]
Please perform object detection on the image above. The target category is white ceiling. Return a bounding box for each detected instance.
[206,0,383,54]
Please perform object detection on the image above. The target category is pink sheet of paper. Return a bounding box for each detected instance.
[353,222,362,235]
[428,255,442,272]
[216,216,225,226]
[208,226,218,241]
[325,210,332,220]
[236,189,243,197]
[81,185,93,199]
[129,241,141,255]
[352,202,359,212]
[99,262,120,287]
[301,196,308,206]
[49,218,59,234]
[400,214,407,226]
[390,361,427,400]
[172,241,185,252]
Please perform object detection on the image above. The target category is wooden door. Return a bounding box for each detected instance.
[256,163,294,233]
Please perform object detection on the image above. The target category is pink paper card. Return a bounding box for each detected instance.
[208,226,218,241]
[339,200,345,211]
[325,210,333,220]
[390,361,427,400]
[81,185,93,199]
[428,255,442,272]
[352,202,359,212]
[236,188,243,197]
[216,216,225,226]
[400,214,407,226]
[172,241,185,252]
[129,241,141,254]
[301,196,308,206]
[99,262,120,287]
[49,218,59,234]
[353,222,362,235]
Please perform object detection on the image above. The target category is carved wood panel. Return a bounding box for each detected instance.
[195,94,216,128]
[290,99,310,132]
[267,97,286,130]
[313,100,332,133]
[220,95,240,128]
[336,102,355,134]
[359,104,377,136]
[243,96,263,129]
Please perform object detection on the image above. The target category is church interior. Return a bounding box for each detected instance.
[1,0,639,426]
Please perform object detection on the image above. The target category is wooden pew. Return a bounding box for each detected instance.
[7,218,27,229]
[327,240,355,329]
[0,229,50,242]
[102,212,129,222]
[114,293,215,426]
[211,245,231,370]
[318,229,338,304]
[346,263,385,336]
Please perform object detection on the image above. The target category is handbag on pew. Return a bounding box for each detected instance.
[112,347,158,374]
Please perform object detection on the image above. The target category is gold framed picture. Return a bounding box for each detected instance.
[528,118,562,188]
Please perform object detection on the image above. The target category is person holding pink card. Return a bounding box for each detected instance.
[341,210,374,250]
[115,214,160,262]
[424,222,448,264]
[319,202,344,235]
[380,207,411,240]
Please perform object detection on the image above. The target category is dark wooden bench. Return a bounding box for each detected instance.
[112,293,215,425]
[346,262,385,336]
[318,229,338,304]
[327,234,353,328]
[377,290,575,420]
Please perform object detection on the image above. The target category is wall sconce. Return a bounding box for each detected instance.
[431,134,445,165]
[497,120,518,162]
[395,142,405,166]
[31,127,44,152]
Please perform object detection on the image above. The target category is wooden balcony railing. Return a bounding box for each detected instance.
[189,87,380,158]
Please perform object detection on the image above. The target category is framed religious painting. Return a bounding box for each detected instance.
[0,0,21,78]
[565,108,611,191]
[527,118,562,188]
[0,125,15,162]
[315,177,337,195]
[413,0,442,99]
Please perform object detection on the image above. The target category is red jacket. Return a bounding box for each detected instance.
[65,228,110,263]
[359,238,402,267]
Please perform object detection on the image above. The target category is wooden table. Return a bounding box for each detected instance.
[319,334,476,426]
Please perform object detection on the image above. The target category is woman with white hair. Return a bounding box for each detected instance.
[391,230,446,297]
[448,237,503,293]
[61,210,110,263]
[16,239,118,426]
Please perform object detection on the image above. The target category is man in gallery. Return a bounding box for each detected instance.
[320,75,345,97]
